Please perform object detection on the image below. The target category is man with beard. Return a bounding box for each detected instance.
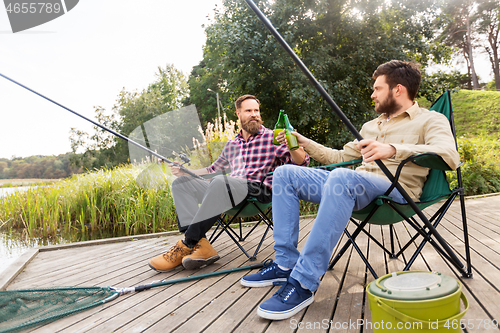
[149,94,309,272]
[240,60,460,320]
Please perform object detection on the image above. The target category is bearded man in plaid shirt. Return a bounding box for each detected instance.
[149,95,309,272]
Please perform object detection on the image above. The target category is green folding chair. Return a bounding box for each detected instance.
[208,197,273,261]
[327,91,472,279]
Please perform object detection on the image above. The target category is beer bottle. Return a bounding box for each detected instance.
[284,114,299,151]
[273,110,286,145]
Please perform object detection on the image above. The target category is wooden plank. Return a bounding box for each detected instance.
[326,222,369,333]
[208,218,317,333]
[0,248,38,290]
[233,218,316,333]
[9,239,168,289]
[361,224,388,333]
[55,219,283,333]
[294,234,353,333]
[415,201,500,331]
[5,196,500,333]
[35,229,269,333]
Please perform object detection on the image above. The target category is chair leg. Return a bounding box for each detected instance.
[249,215,273,261]
[389,224,397,258]
[345,228,378,279]
[329,218,369,271]
[457,168,473,278]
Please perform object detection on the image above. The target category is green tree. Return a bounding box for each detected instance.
[70,64,189,169]
[419,70,470,101]
[475,0,500,90]
[437,0,481,89]
[191,0,448,148]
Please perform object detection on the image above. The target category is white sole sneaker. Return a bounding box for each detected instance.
[257,294,314,320]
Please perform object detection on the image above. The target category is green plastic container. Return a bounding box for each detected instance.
[366,271,468,332]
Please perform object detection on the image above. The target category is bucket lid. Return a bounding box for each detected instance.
[368,271,459,301]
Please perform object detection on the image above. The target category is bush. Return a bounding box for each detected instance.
[447,136,500,196]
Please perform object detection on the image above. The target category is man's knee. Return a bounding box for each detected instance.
[328,167,353,179]
[172,175,192,186]
[274,164,299,181]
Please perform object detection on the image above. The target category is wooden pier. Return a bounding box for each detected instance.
[2,195,500,332]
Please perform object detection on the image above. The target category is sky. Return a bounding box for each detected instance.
[0,0,494,159]
[0,0,222,159]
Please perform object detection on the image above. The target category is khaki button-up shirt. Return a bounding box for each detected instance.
[304,102,460,200]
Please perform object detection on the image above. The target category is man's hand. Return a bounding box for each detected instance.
[169,163,186,177]
[357,139,396,163]
[169,163,209,177]
[275,130,311,149]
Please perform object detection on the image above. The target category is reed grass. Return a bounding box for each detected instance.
[0,115,322,240]
[0,165,176,238]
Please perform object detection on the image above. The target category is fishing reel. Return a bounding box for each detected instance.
[178,153,191,166]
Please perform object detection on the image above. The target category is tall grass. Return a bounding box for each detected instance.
[0,166,176,239]
[0,115,239,240]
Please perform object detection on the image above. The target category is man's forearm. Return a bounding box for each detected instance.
[193,168,210,175]
[290,147,306,165]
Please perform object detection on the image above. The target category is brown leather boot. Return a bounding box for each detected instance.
[182,238,220,270]
[149,239,193,272]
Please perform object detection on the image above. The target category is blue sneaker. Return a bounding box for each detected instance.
[240,259,291,287]
[257,277,314,320]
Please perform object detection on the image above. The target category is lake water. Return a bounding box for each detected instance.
[0,186,58,276]
[0,186,34,197]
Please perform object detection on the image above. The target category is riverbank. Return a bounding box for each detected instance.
[0,178,59,188]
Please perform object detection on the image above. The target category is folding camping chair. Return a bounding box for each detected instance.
[327,91,472,279]
[208,197,273,261]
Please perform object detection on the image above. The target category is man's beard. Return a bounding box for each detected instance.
[241,117,263,135]
[375,91,401,116]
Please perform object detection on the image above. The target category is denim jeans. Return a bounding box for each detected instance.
[271,164,406,291]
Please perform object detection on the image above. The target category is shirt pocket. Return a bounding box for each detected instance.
[385,134,420,145]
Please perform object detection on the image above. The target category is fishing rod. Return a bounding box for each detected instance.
[0,72,204,180]
[243,0,464,270]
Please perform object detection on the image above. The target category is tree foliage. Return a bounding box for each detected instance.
[437,0,483,89]
[0,153,80,179]
[190,0,448,148]
[70,64,189,169]
[475,0,500,89]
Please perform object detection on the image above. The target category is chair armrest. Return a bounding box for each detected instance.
[382,152,455,197]
[260,159,363,187]
[313,159,363,170]
[405,153,454,171]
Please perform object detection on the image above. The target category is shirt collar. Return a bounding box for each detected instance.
[377,101,420,124]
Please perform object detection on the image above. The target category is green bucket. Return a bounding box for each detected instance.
[366,271,468,332]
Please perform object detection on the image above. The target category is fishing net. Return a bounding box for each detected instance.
[0,287,119,333]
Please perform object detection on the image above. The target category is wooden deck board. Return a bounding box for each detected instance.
[3,197,500,332]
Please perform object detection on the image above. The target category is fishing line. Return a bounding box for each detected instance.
[0,72,204,180]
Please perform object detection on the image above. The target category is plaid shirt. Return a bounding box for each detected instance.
[206,125,309,189]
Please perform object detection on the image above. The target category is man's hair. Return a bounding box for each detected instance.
[372,60,421,100]
[235,95,260,110]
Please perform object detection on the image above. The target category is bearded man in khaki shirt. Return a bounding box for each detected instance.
[240,60,460,321]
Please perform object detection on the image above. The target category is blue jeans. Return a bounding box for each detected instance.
[271,165,406,291]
